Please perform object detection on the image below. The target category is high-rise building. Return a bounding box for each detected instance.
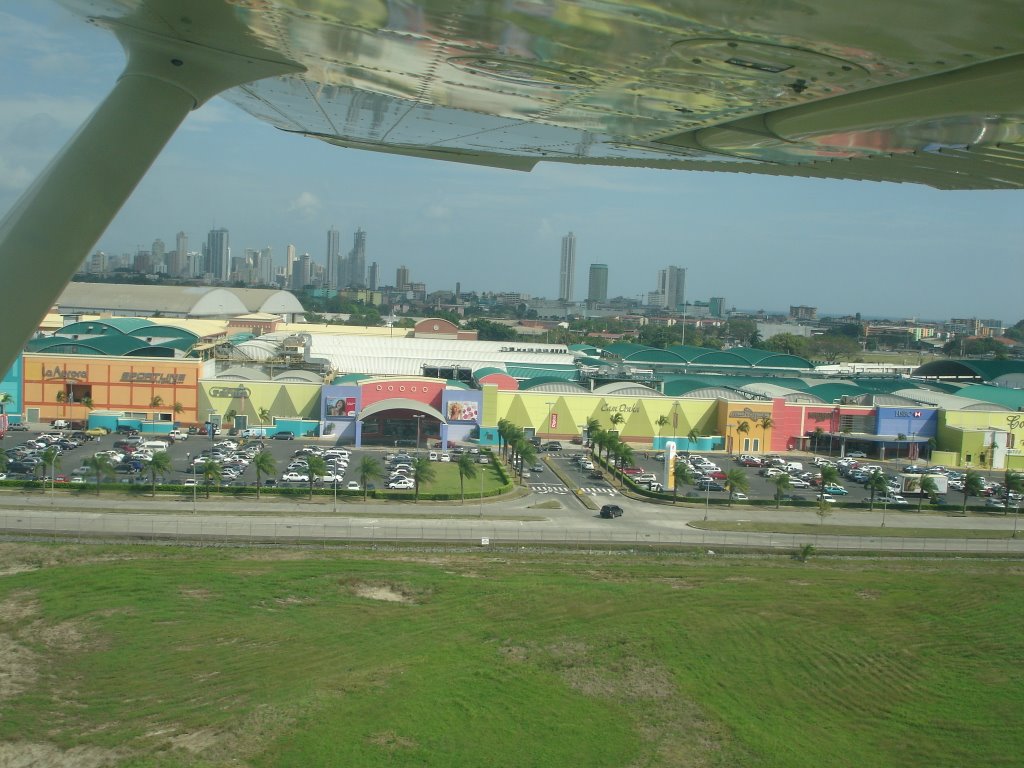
[396,265,410,291]
[256,247,273,285]
[367,261,379,291]
[151,238,165,272]
[292,253,312,290]
[587,263,608,305]
[205,228,230,281]
[559,232,576,302]
[169,231,188,277]
[709,296,725,318]
[656,266,685,311]
[326,227,341,287]
[285,244,296,282]
[348,228,366,288]
[134,249,153,274]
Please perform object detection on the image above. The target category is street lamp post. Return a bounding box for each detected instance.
[190,453,197,513]
[413,414,425,452]
[333,474,338,513]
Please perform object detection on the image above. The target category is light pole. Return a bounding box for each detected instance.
[704,482,710,521]
[413,414,424,452]
[191,454,197,513]
[479,464,484,518]
[333,473,338,513]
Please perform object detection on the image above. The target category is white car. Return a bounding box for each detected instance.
[388,478,415,490]
[816,494,837,504]
[346,481,361,491]
[439,453,451,462]
[731,492,748,501]
[281,471,309,483]
[477,456,490,464]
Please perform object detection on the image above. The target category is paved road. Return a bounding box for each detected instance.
[1,484,1022,554]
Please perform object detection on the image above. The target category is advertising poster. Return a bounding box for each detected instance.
[549,412,558,430]
[446,400,479,422]
[326,396,357,418]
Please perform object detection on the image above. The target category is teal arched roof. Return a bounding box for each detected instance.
[954,384,1024,410]
[520,376,579,390]
[913,359,1024,380]
[473,366,507,380]
[604,342,650,358]
[804,383,865,403]
[622,348,687,364]
[26,335,152,356]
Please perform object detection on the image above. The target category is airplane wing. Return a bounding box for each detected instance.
[65,0,1024,190]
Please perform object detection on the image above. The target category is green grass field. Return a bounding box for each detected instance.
[1,543,1022,767]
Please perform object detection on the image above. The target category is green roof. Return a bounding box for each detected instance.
[954,384,1024,410]
[331,373,369,385]
[505,365,578,381]
[914,359,1024,381]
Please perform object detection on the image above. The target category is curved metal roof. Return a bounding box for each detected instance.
[592,382,664,397]
[913,359,1024,381]
[273,370,323,383]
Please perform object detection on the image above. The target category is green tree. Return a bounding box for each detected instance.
[306,455,327,500]
[734,421,750,453]
[253,450,276,499]
[412,456,435,502]
[516,442,537,482]
[356,455,383,500]
[83,454,113,495]
[865,472,888,511]
[655,414,669,440]
[961,470,984,513]
[201,459,221,499]
[672,461,694,505]
[812,427,825,454]
[1002,470,1023,513]
[772,473,792,508]
[150,395,164,409]
[758,417,773,453]
[608,411,625,435]
[819,465,840,491]
[816,497,833,525]
[724,468,749,506]
[457,453,477,505]
[612,442,634,486]
[41,446,61,494]
[143,450,172,497]
[258,407,272,429]
[912,475,940,513]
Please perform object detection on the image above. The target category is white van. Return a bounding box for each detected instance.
[786,461,804,473]
[140,440,170,452]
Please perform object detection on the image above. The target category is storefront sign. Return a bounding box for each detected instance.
[894,410,924,418]
[601,403,639,413]
[121,372,187,385]
[207,385,250,398]
[549,412,558,430]
[1008,414,1024,431]
[807,411,833,422]
[728,407,771,420]
[44,366,87,380]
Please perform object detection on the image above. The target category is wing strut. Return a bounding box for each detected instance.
[0,18,299,374]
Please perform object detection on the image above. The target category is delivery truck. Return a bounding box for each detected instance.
[899,473,948,497]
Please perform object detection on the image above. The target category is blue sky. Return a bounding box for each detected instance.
[1,2,1021,323]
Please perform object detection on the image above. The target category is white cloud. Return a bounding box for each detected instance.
[287,191,321,219]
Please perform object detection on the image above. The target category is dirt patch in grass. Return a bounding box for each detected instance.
[178,586,214,600]
[368,730,419,751]
[352,584,414,603]
[0,633,39,703]
[857,589,881,600]
[0,589,40,624]
[0,742,123,767]
[169,728,222,754]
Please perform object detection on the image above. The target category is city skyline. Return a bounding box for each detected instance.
[0,5,1021,322]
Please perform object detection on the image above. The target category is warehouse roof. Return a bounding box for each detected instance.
[56,283,304,318]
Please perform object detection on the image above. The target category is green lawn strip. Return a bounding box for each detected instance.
[690,520,1018,539]
[1,546,1022,767]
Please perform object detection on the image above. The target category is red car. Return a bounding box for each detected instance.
[739,457,762,467]
[621,467,643,476]
[704,470,727,480]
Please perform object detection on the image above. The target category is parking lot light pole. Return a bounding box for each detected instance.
[413,414,424,452]
[333,475,338,513]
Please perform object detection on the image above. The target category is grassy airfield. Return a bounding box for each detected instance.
[1,543,1021,767]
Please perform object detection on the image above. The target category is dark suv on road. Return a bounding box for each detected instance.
[600,504,624,519]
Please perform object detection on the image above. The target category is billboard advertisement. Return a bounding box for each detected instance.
[446,400,479,422]
[326,396,357,418]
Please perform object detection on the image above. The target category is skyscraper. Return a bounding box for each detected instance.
[326,227,341,288]
[367,261,379,291]
[709,296,725,318]
[205,228,230,281]
[559,232,576,302]
[169,231,188,277]
[656,266,685,311]
[396,265,410,290]
[349,228,366,287]
[587,263,608,305]
[285,244,296,282]
[256,247,273,285]
[292,253,312,290]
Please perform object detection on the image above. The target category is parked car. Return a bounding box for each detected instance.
[695,479,725,491]
[731,492,749,501]
[6,422,28,432]
[388,477,415,490]
[846,451,867,458]
[823,484,848,495]
[599,504,624,519]
[272,431,295,440]
[281,471,308,482]
[346,481,361,491]
[816,493,837,503]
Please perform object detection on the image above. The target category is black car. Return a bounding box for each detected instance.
[695,480,725,491]
[272,431,295,440]
[599,504,624,519]
[543,442,562,451]
[588,470,604,480]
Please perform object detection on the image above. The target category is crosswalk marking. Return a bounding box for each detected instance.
[529,484,618,496]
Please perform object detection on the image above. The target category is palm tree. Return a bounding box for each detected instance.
[911,475,939,513]
[496,419,513,460]
[83,454,113,495]
[223,409,237,431]
[772,473,792,508]
[655,414,669,443]
[672,461,694,504]
[143,451,172,496]
[80,395,94,412]
[201,459,221,499]
[457,453,477,504]
[613,442,634,486]
[55,389,68,418]
[724,468,748,506]
[865,471,888,511]
[686,427,701,453]
[258,407,272,431]
[608,411,625,437]
[356,455,384,501]
[584,417,601,446]
[819,465,840,492]
[149,395,164,409]
[0,392,12,414]
[412,456,435,502]
[42,446,61,494]
[812,427,825,455]
[596,430,616,464]
[961,470,984,513]
[306,455,327,500]
[253,450,276,499]
[758,416,773,453]
[589,426,605,459]
[734,421,750,454]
